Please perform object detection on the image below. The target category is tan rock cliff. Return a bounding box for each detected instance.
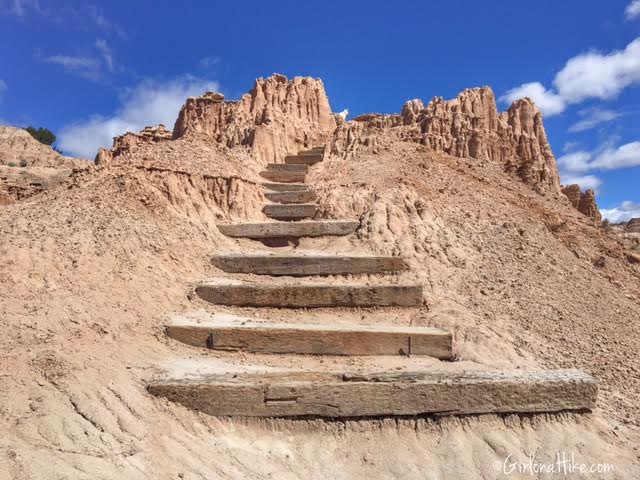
[0,126,86,168]
[561,184,602,222]
[626,218,640,233]
[95,124,173,164]
[332,87,560,192]
[172,74,336,164]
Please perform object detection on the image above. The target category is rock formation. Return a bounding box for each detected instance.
[626,218,640,233]
[0,125,88,204]
[0,125,86,168]
[95,124,173,164]
[99,77,562,196]
[332,87,560,192]
[561,184,602,222]
[96,77,578,206]
[561,184,582,210]
[4,74,640,478]
[172,75,336,164]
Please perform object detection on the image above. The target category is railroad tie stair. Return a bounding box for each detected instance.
[149,145,598,418]
[165,312,453,358]
[211,253,407,276]
[149,369,596,418]
[215,220,358,239]
[259,163,307,183]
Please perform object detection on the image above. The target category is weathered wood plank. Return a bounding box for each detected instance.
[265,190,317,204]
[298,147,325,155]
[166,319,452,358]
[211,254,407,276]
[266,163,309,172]
[284,155,323,165]
[262,182,310,192]
[217,221,359,239]
[260,170,306,183]
[195,283,423,307]
[263,203,316,220]
[148,369,598,418]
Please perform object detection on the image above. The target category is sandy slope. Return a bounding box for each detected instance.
[1,137,639,479]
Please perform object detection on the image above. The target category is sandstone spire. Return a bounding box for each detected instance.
[102,79,563,196]
[561,184,602,222]
[417,87,560,190]
[333,86,561,192]
[172,74,336,164]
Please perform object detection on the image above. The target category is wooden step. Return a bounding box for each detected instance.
[148,368,597,418]
[211,254,407,276]
[266,163,309,172]
[285,155,323,165]
[217,220,358,239]
[265,190,317,204]
[263,204,316,220]
[260,170,306,183]
[195,282,423,308]
[166,315,452,358]
[262,182,309,192]
[300,147,325,155]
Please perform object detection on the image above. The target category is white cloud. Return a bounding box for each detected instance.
[560,174,602,192]
[42,54,101,81]
[0,78,7,102]
[557,141,640,175]
[601,201,640,222]
[3,2,126,37]
[554,39,640,104]
[568,108,621,132]
[199,57,220,69]
[563,141,581,153]
[39,39,120,81]
[557,151,592,172]
[43,55,98,70]
[591,141,640,170]
[558,140,640,195]
[501,38,640,117]
[1,0,46,17]
[95,38,114,72]
[626,0,640,19]
[500,82,566,116]
[87,5,127,39]
[58,76,220,158]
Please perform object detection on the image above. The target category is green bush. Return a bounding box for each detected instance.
[25,126,56,146]
[7,162,17,167]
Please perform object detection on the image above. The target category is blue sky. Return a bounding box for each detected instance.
[1,0,639,221]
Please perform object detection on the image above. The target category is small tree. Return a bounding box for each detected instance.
[25,126,56,146]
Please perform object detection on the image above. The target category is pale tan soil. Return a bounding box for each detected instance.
[0,165,82,205]
[0,126,85,169]
[0,125,89,204]
[1,137,639,478]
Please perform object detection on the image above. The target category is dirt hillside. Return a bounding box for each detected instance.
[0,126,88,205]
[1,75,639,479]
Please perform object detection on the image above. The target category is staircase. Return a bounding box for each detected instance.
[149,146,598,418]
